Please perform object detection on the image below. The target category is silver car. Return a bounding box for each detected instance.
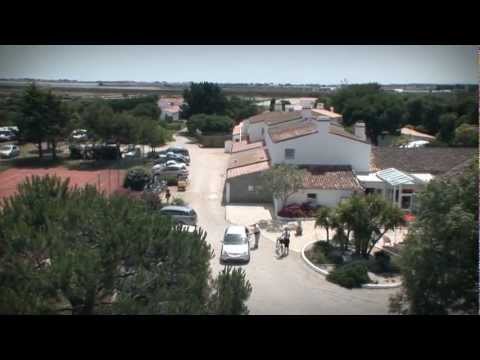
[160,206,197,226]
[220,225,251,264]
[0,144,20,158]
[152,163,189,177]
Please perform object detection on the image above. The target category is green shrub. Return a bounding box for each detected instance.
[373,251,391,273]
[124,167,151,191]
[158,176,178,186]
[171,197,186,206]
[329,250,345,266]
[141,191,163,211]
[327,261,371,289]
[313,241,343,265]
[313,241,333,254]
[307,247,329,265]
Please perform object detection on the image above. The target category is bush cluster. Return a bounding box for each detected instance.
[124,167,151,191]
[326,261,371,289]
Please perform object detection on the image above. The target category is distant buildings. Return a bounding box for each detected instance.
[158,97,184,121]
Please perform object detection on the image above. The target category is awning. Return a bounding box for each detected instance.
[375,168,417,186]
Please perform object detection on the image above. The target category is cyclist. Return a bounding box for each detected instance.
[282,227,291,256]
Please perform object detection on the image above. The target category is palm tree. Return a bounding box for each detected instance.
[315,207,334,243]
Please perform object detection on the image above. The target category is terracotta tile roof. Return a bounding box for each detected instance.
[312,108,342,119]
[328,123,368,143]
[268,121,318,143]
[370,147,477,174]
[158,97,184,107]
[299,165,362,190]
[226,161,270,179]
[163,105,181,113]
[246,111,302,125]
[231,140,263,153]
[400,127,435,140]
[439,158,475,180]
[228,147,269,169]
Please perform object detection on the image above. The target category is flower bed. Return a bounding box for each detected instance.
[278,202,319,218]
[304,241,402,289]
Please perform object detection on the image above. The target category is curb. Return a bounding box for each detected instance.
[301,240,330,275]
[301,240,402,289]
[277,216,316,222]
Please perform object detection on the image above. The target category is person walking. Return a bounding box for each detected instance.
[282,226,291,256]
[252,223,261,249]
[165,188,171,204]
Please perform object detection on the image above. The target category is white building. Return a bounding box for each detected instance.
[158,97,183,121]
[226,108,476,214]
[227,108,370,209]
[264,112,370,172]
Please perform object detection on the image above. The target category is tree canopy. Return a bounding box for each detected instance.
[328,83,478,146]
[181,83,259,122]
[186,114,234,135]
[0,175,252,315]
[181,82,228,119]
[259,165,307,208]
[16,83,71,159]
[334,194,405,258]
[389,158,479,315]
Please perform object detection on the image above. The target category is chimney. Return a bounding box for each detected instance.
[354,122,366,141]
[330,106,335,113]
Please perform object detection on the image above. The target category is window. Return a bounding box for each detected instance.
[307,193,317,200]
[401,196,412,210]
[285,148,295,160]
[248,185,254,192]
[261,128,265,135]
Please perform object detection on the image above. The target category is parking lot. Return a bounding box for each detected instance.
[171,134,399,315]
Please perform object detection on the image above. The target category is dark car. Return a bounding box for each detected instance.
[160,206,197,226]
[0,130,16,142]
[166,152,189,165]
[167,146,190,161]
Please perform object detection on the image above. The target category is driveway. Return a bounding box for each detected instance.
[172,133,399,314]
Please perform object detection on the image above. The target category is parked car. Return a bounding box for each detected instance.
[166,151,189,165]
[123,145,142,159]
[0,130,16,142]
[168,146,190,162]
[220,225,251,263]
[71,129,89,141]
[159,205,197,226]
[151,163,189,177]
[400,140,430,148]
[0,144,20,158]
[165,160,187,169]
[147,151,160,159]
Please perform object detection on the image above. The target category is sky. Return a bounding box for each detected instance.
[0,45,477,84]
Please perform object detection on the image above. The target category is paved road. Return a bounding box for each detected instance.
[174,133,399,315]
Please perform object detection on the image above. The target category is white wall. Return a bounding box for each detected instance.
[265,121,371,172]
[245,121,266,143]
[285,189,354,208]
[161,111,180,121]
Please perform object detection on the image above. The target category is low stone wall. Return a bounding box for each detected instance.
[197,133,231,148]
